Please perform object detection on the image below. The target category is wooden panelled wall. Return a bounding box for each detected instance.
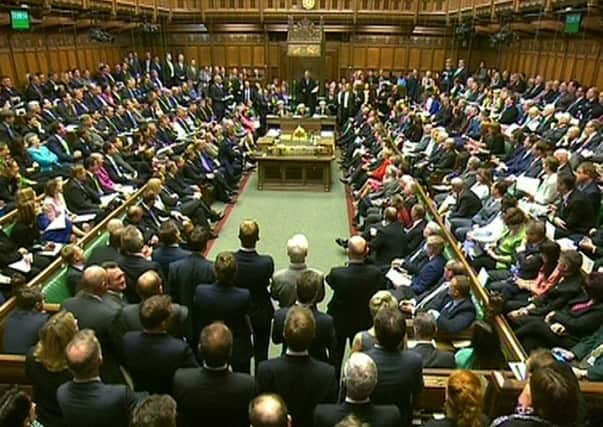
[489,37,603,88]
[164,32,467,83]
[0,31,134,86]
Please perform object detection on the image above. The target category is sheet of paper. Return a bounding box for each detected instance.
[556,238,577,251]
[516,176,540,196]
[38,243,63,257]
[385,268,411,288]
[45,215,66,231]
[72,213,96,223]
[582,253,595,274]
[545,221,556,241]
[509,362,527,381]
[100,193,119,207]
[8,259,31,274]
[477,268,489,288]
[320,131,334,138]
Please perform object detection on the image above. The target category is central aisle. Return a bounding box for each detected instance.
[207,166,350,284]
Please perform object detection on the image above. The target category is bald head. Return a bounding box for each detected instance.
[136,270,163,300]
[65,329,102,380]
[80,266,108,296]
[249,394,290,427]
[106,218,123,234]
[348,236,367,261]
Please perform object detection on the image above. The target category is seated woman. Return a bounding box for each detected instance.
[25,311,78,427]
[0,223,49,280]
[43,178,86,238]
[470,207,527,274]
[424,370,487,427]
[519,156,559,217]
[455,320,506,369]
[514,272,603,353]
[507,250,584,325]
[351,290,398,353]
[24,132,65,176]
[468,167,491,201]
[493,240,561,312]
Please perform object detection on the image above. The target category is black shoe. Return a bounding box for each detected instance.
[208,232,219,240]
[339,177,349,184]
[335,238,348,249]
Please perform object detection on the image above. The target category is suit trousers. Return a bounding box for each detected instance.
[515,317,568,354]
[250,308,272,371]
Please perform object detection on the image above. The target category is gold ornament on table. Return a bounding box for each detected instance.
[292,126,308,141]
[302,0,316,9]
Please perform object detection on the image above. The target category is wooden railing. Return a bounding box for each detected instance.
[416,182,528,362]
[0,184,148,327]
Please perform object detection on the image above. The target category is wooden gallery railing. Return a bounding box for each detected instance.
[416,182,528,362]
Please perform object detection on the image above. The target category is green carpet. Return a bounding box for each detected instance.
[206,164,350,361]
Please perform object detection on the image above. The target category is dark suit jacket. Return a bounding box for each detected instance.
[194,283,252,365]
[116,253,164,303]
[86,245,120,267]
[64,179,101,214]
[370,221,409,266]
[120,331,197,394]
[46,135,74,163]
[326,261,385,338]
[365,347,424,427]
[430,294,476,335]
[406,220,427,254]
[62,293,123,383]
[151,245,191,278]
[2,309,48,354]
[314,402,401,427]
[272,306,336,364]
[578,180,601,214]
[233,249,275,321]
[65,266,84,296]
[57,380,139,427]
[115,302,190,340]
[449,189,482,219]
[410,255,446,296]
[168,253,215,311]
[173,366,255,427]
[531,274,584,317]
[559,189,596,236]
[257,354,338,427]
[551,293,603,345]
[409,343,455,368]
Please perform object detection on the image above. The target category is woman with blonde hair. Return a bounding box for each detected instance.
[425,370,485,427]
[351,290,398,352]
[25,310,78,427]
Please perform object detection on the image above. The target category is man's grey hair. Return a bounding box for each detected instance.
[424,221,441,236]
[343,352,378,401]
[287,234,308,263]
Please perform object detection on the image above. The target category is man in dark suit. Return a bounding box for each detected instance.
[575,161,601,214]
[370,207,409,267]
[272,270,336,364]
[151,220,191,278]
[174,322,255,427]
[408,313,455,368]
[2,287,48,355]
[61,244,86,296]
[406,205,427,254]
[61,266,123,384]
[410,235,447,297]
[208,75,228,121]
[421,275,476,335]
[168,226,215,312]
[552,173,596,239]
[46,122,78,165]
[327,235,384,375]
[448,178,482,220]
[63,165,104,219]
[86,220,123,267]
[57,330,141,427]
[195,251,253,373]
[257,306,338,427]
[298,70,319,115]
[314,352,400,427]
[116,270,191,340]
[116,225,164,303]
[366,308,423,427]
[120,295,197,394]
[233,220,275,370]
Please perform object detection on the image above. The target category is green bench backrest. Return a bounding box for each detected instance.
[41,233,111,304]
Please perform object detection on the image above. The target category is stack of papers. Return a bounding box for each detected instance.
[385,268,411,288]
[38,243,64,257]
[100,193,119,207]
[45,216,66,231]
[8,259,31,274]
[73,213,96,223]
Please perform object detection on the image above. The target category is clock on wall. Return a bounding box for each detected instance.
[302,0,315,9]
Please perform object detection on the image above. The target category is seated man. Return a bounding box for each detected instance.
[409,235,446,298]
[408,313,455,368]
[271,234,324,308]
[314,352,400,427]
